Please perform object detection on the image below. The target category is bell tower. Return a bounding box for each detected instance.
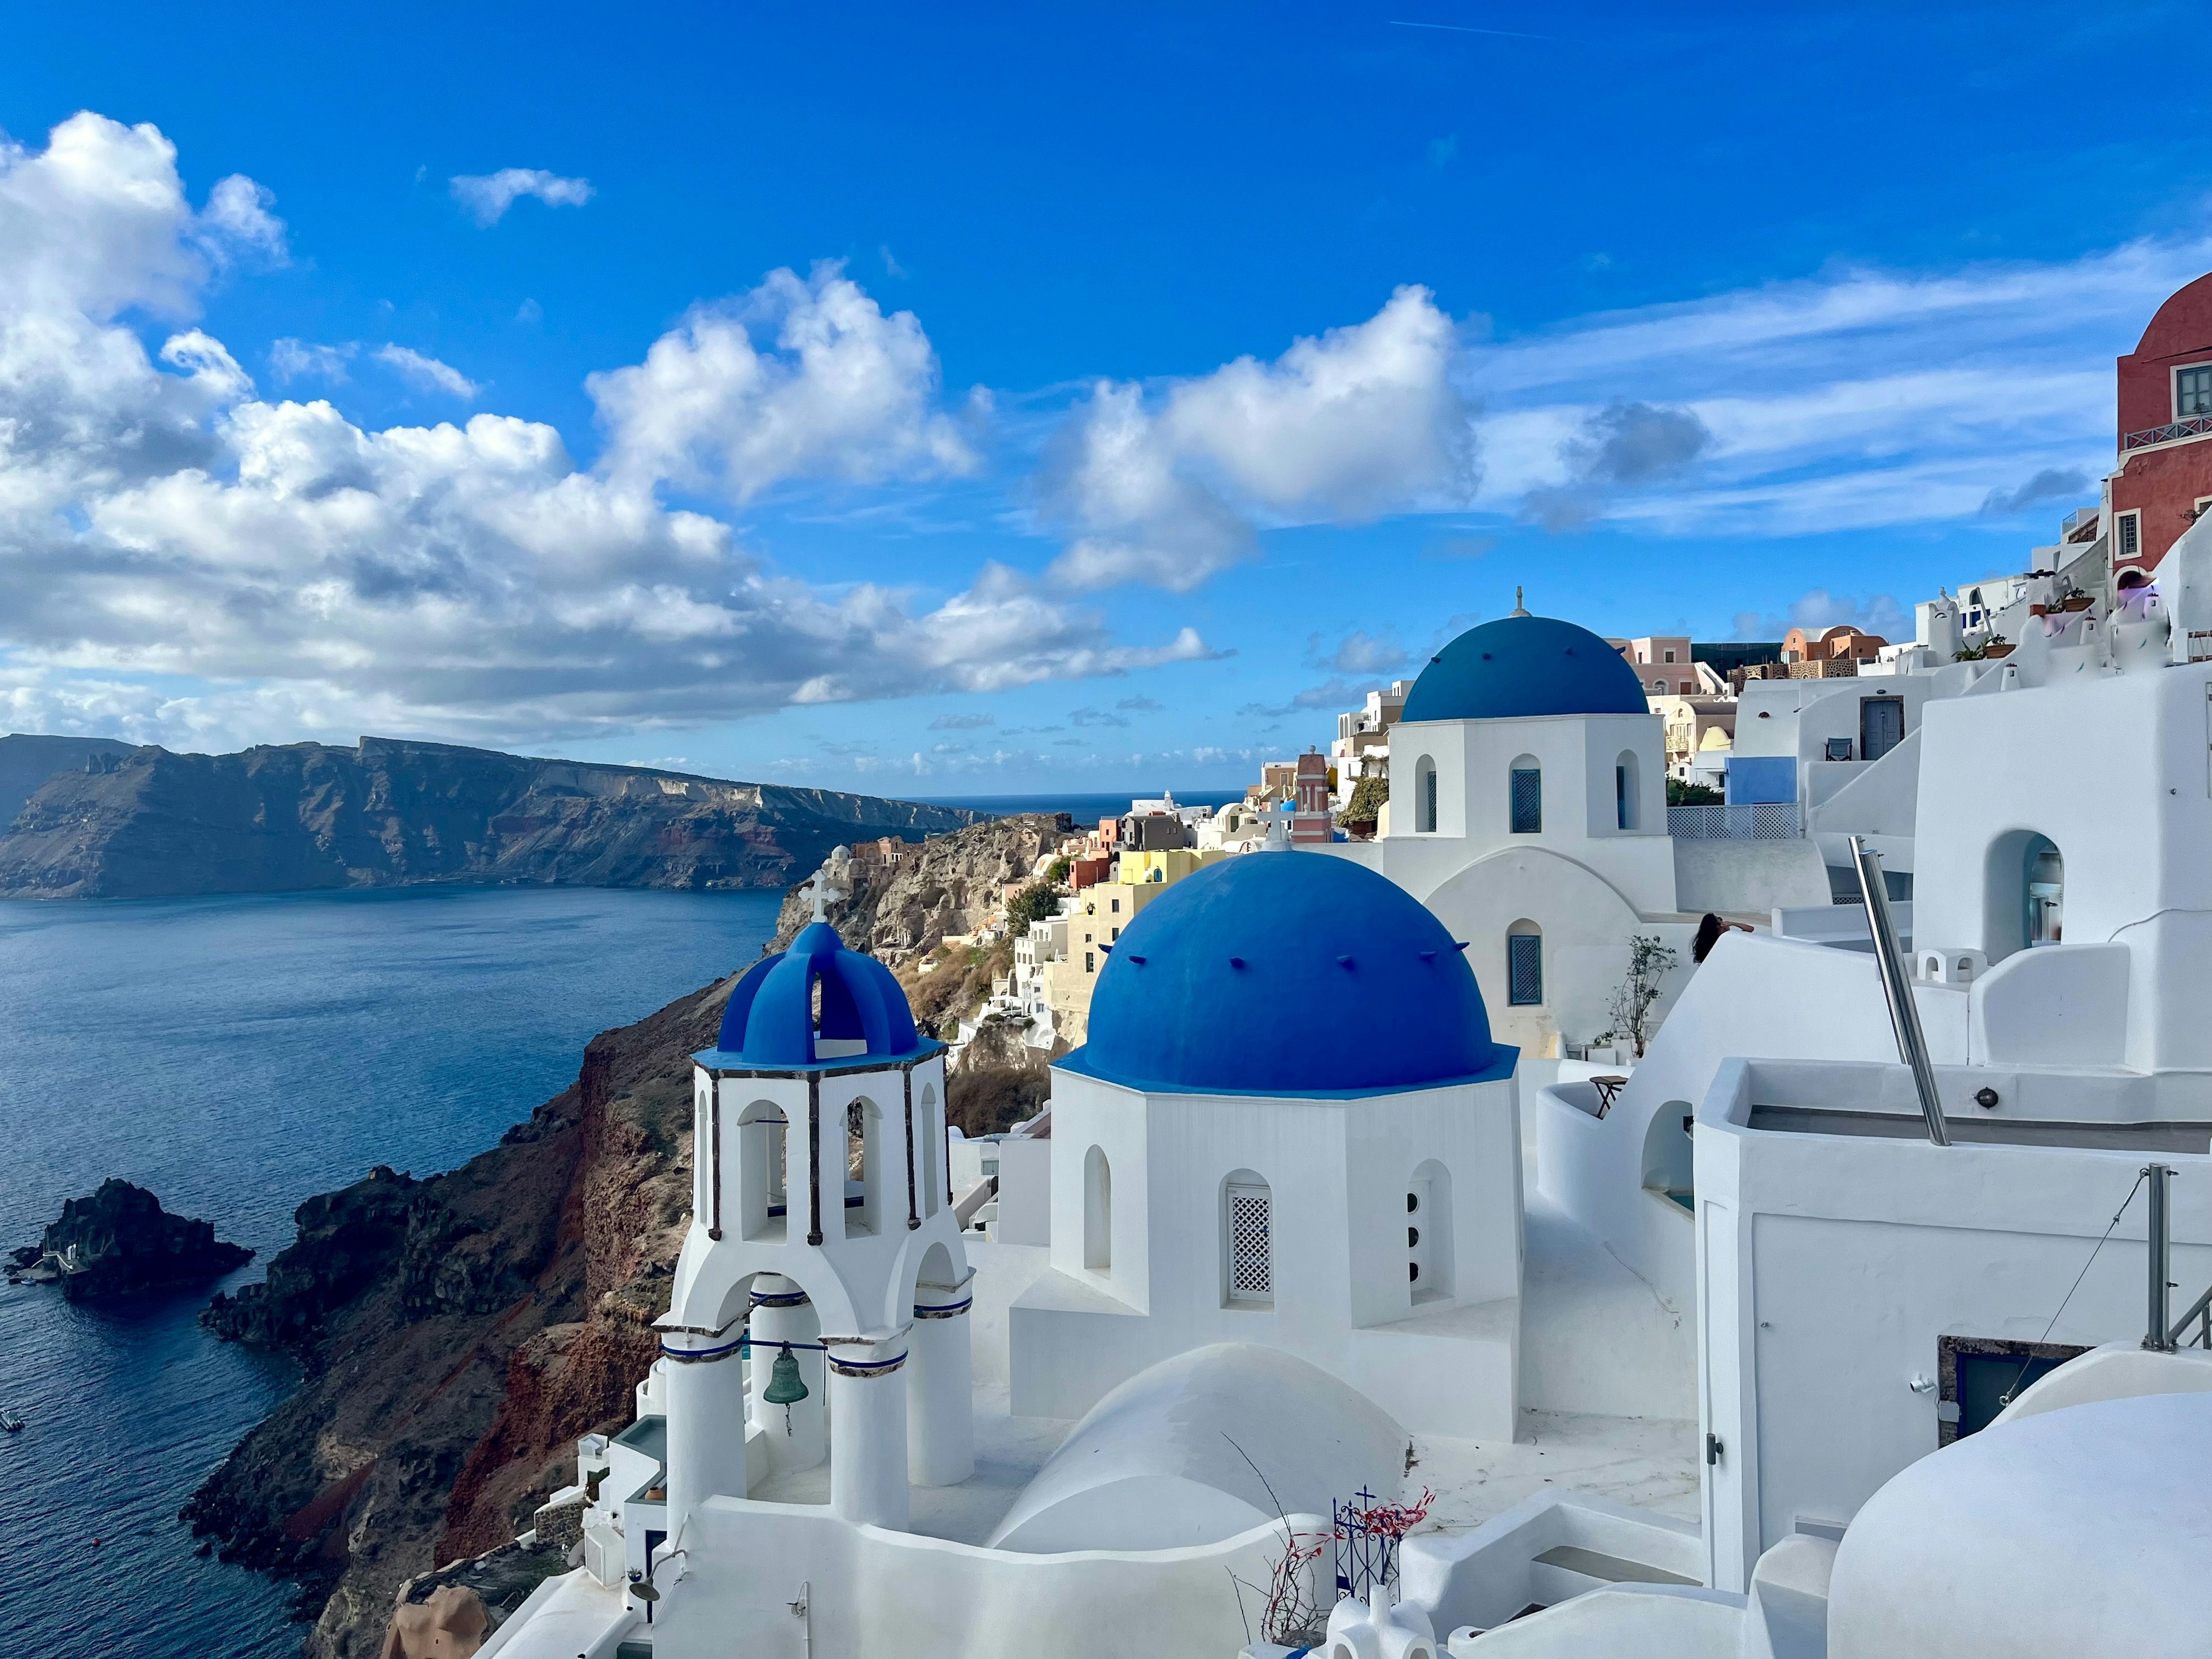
[656,875,974,1539]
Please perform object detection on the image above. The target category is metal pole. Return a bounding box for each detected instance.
[1851,835,1949,1146]
[2145,1163,2175,1352]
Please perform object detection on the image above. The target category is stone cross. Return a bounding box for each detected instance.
[802,864,846,923]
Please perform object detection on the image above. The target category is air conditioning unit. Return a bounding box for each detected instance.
[584,1522,627,1588]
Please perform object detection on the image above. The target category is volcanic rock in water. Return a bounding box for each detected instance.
[19,1179,252,1300]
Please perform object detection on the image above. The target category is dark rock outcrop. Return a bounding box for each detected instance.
[13,1179,252,1300]
[202,1168,421,1354]
[0,733,983,899]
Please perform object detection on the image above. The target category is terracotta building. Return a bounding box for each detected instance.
[2112,272,2212,576]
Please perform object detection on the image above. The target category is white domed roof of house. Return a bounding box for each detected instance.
[1828,1389,2212,1659]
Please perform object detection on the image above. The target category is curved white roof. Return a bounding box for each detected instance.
[986,1343,1406,1555]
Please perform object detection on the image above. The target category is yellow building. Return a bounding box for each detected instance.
[1042,854,1228,1045]
[1116,847,1229,888]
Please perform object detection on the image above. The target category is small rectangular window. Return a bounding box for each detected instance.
[1510,767,1542,834]
[1508,934,1543,1005]
[2180,365,2212,418]
[1085,952,1094,972]
[1111,897,1120,913]
[2118,510,2142,561]
[1663,648,1676,663]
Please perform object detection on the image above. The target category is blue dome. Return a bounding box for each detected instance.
[1400,613,1649,724]
[1064,852,1510,1097]
[708,921,927,1069]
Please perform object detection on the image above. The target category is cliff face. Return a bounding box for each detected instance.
[0,734,982,899]
[187,974,723,1658]
[193,815,1062,1657]
[770,811,1068,968]
[0,733,139,828]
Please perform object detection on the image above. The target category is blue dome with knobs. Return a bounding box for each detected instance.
[706,921,928,1069]
[1060,850,1511,1097]
[1400,613,1650,724]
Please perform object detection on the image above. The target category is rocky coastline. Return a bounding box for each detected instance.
[185,814,1061,1656]
[9,1179,252,1301]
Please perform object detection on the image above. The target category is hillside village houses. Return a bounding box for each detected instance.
[478,268,2212,1659]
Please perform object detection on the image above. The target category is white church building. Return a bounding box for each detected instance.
[1008,849,1524,1440]
[1329,605,1831,1056]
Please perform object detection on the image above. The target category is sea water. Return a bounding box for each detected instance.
[0,886,779,1658]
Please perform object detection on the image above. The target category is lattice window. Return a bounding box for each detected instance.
[1510,767,1541,834]
[1226,1183,1272,1303]
[1508,933,1543,1006]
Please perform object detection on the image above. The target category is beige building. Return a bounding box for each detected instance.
[1652,694,1737,779]
[1039,876,1164,1047]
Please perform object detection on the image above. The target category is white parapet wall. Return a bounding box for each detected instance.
[646,1501,1325,1659]
[1400,1490,1704,1637]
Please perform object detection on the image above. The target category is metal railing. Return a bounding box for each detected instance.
[1854,835,1949,1146]
[2123,415,2212,450]
[2145,1163,2210,1350]
[1667,802,1801,840]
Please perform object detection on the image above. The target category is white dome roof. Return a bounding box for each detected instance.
[1830,1389,2212,1658]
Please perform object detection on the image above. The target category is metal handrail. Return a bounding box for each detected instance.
[2169,1281,2212,1350]
[2123,415,2212,450]
[1851,835,1949,1146]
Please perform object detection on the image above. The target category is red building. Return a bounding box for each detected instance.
[1289,749,1334,846]
[2112,273,2212,575]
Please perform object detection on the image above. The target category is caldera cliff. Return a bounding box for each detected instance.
[0,733,982,899]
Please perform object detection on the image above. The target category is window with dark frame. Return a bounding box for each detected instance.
[1510,767,1541,834]
[1508,933,1542,1005]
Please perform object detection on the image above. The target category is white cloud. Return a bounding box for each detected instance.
[449,167,594,226]
[270,338,355,384]
[375,343,479,399]
[588,264,981,505]
[1731,588,1912,642]
[1040,285,1477,590]
[0,115,1213,752]
[1465,237,2212,535]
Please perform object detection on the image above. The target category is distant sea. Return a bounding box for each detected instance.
[918,789,1244,823]
[0,886,781,1659]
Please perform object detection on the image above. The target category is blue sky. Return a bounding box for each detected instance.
[1,3,2207,795]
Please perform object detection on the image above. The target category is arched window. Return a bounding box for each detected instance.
[1507,919,1543,1006]
[1615,749,1639,831]
[844,1096,881,1236]
[1983,831,2063,960]
[2027,838,2063,947]
[1414,755,1438,833]
[920,1082,942,1217]
[1407,1159,1453,1302]
[1643,1101,1695,1213]
[1221,1169,1273,1307]
[737,1100,787,1240]
[1509,756,1541,834]
[1083,1145,1112,1272]
[695,1084,715,1234]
